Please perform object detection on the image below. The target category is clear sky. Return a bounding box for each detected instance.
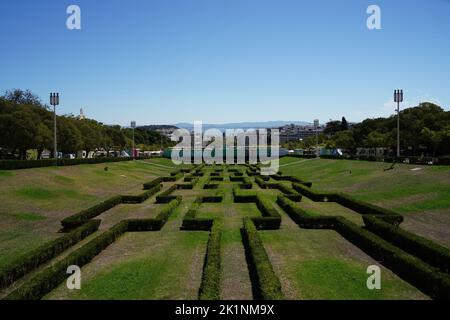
[1,0,449,126]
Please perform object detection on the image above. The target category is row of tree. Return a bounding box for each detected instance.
[0,90,173,160]
[283,103,450,157]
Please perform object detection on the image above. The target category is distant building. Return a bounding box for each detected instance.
[78,108,86,120]
[278,123,324,143]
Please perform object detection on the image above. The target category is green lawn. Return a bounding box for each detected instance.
[0,158,176,268]
[1,160,446,300]
[278,157,450,246]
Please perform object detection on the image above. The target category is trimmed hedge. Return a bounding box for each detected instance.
[121,184,162,203]
[252,197,281,230]
[271,174,312,187]
[198,222,222,300]
[229,176,245,182]
[210,176,224,181]
[143,177,163,190]
[61,195,123,230]
[181,202,214,231]
[242,218,284,300]
[6,220,129,300]
[155,185,178,203]
[0,220,101,289]
[170,169,182,176]
[233,187,257,203]
[363,215,450,273]
[292,183,403,225]
[0,157,153,170]
[128,197,182,231]
[334,217,450,299]
[277,195,336,229]
[138,195,182,230]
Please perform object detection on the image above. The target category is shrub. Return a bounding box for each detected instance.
[277,195,336,229]
[170,169,182,176]
[203,183,219,189]
[242,218,284,300]
[143,177,163,190]
[292,184,403,226]
[198,222,222,300]
[255,177,267,188]
[363,215,450,273]
[121,184,162,203]
[128,197,182,231]
[61,195,123,230]
[0,220,101,289]
[6,220,129,300]
[156,185,178,203]
[233,187,257,203]
[330,193,403,225]
[200,195,223,203]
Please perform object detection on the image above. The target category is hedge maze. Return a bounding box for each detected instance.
[1,163,449,300]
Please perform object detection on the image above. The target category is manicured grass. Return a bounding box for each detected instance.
[259,225,428,300]
[279,157,450,246]
[2,161,445,300]
[279,158,450,213]
[45,231,208,300]
[0,158,176,270]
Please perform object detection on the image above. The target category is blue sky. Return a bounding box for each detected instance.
[1,0,449,125]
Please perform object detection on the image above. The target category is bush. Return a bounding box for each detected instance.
[170,169,182,176]
[330,193,403,226]
[156,185,178,203]
[334,217,450,299]
[61,195,123,230]
[233,187,257,203]
[363,215,450,273]
[255,177,267,188]
[198,222,222,300]
[229,176,245,182]
[292,184,403,226]
[6,220,129,300]
[0,220,100,289]
[143,177,163,190]
[242,218,284,300]
[199,195,223,203]
[277,195,336,229]
[121,184,162,203]
[128,197,182,231]
[203,183,219,189]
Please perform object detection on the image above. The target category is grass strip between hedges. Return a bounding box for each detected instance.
[0,220,101,289]
[242,218,284,300]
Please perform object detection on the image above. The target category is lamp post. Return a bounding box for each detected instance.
[394,90,403,158]
[314,119,319,158]
[50,93,60,159]
[131,121,136,160]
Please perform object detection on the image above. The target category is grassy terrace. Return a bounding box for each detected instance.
[0,158,176,268]
[1,158,448,299]
[278,157,450,247]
